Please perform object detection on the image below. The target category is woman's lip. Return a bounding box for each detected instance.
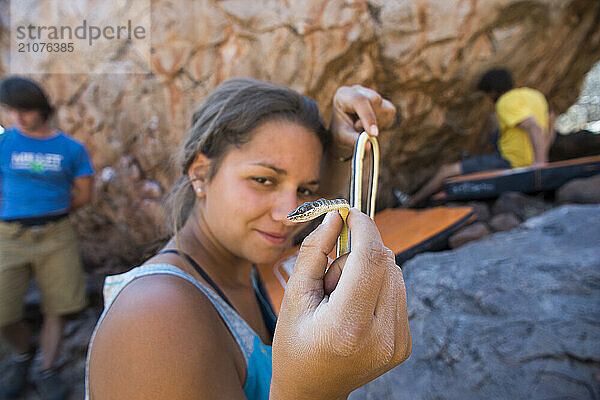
[257,230,289,245]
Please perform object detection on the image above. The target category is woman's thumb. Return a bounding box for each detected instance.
[283,211,344,308]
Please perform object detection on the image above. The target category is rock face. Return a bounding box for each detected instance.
[350,205,600,400]
[555,60,600,134]
[0,0,599,271]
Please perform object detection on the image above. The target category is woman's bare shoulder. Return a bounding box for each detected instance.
[88,274,246,399]
[98,272,219,330]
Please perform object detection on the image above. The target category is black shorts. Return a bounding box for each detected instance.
[460,152,512,175]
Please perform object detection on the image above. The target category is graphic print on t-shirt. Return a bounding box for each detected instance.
[1,128,94,219]
[10,151,64,173]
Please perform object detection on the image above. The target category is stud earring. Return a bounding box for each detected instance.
[195,186,202,194]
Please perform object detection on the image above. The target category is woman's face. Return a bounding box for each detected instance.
[200,119,323,265]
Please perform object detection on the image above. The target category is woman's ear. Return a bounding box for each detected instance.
[188,153,211,197]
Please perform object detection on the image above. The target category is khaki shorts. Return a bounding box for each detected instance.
[0,218,88,326]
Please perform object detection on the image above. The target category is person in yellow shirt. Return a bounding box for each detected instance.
[396,68,554,207]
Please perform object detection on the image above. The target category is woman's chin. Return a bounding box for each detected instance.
[250,245,290,266]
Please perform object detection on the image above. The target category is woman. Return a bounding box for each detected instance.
[86,78,411,400]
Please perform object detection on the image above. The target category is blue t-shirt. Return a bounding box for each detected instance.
[0,127,94,219]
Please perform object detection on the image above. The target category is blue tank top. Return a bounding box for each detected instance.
[84,264,273,400]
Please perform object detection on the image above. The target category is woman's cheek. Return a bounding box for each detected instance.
[235,183,272,216]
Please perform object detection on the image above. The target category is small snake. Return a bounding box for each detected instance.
[286,131,380,258]
[287,198,351,255]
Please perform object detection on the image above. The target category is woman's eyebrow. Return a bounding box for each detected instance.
[251,162,320,185]
[251,162,287,175]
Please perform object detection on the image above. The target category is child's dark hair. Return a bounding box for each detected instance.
[0,76,54,121]
[477,68,515,95]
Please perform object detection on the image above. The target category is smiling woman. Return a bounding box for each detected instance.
[85,78,411,400]
[192,120,323,264]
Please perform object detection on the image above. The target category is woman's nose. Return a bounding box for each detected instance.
[271,190,300,226]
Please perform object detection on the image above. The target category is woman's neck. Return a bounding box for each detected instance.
[170,212,254,289]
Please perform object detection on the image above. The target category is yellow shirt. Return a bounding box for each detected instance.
[496,88,549,167]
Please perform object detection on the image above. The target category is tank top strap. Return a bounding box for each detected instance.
[251,266,277,335]
[157,249,237,309]
[157,249,277,337]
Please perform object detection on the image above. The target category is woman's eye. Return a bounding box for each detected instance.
[298,187,314,197]
[252,177,273,186]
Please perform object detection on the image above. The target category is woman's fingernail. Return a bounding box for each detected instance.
[369,125,379,136]
[323,211,337,224]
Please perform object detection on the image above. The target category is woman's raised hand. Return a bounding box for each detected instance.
[270,209,411,400]
[330,85,396,160]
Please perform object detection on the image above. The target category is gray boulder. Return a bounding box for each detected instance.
[492,191,552,220]
[556,174,600,205]
[489,212,522,232]
[448,222,492,249]
[351,205,600,400]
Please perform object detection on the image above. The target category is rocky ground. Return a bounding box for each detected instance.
[350,203,600,399]
[1,174,599,399]
[0,307,98,399]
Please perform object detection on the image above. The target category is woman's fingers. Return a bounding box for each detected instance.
[352,99,395,132]
[328,209,388,321]
[378,98,397,129]
[334,85,381,136]
[372,259,407,361]
[284,211,344,310]
[392,270,411,364]
[331,85,397,158]
[323,252,348,295]
[347,86,381,137]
